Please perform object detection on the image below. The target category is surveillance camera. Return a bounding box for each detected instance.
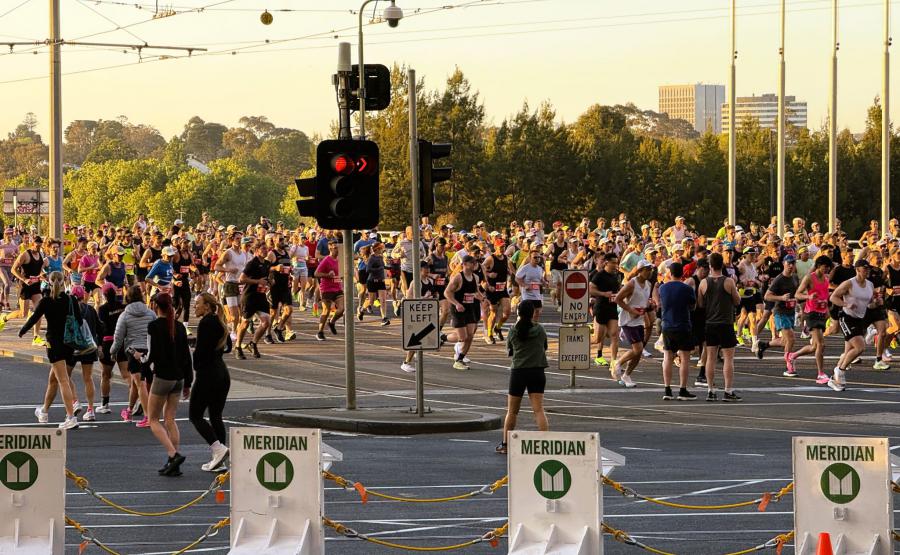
[384,2,403,27]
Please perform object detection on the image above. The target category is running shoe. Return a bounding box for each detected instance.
[621,373,636,388]
[72,401,82,417]
[609,360,621,381]
[815,373,830,385]
[328,321,338,335]
[249,342,260,358]
[495,442,508,455]
[736,336,745,347]
[96,404,111,414]
[135,417,150,428]
[32,336,46,347]
[642,348,653,358]
[755,341,768,359]
[662,386,674,400]
[263,335,275,345]
[400,362,415,373]
[284,330,297,341]
[34,407,48,423]
[316,331,326,341]
[0,314,7,332]
[235,346,246,360]
[892,338,900,350]
[120,408,132,422]
[495,328,504,341]
[835,366,847,385]
[677,388,697,401]
[706,390,718,402]
[873,360,890,370]
[207,445,229,470]
[273,327,285,343]
[594,356,609,367]
[884,349,893,361]
[751,338,759,353]
[82,409,95,422]
[58,416,79,430]
[452,360,468,371]
[357,309,364,321]
[865,326,877,345]
[312,304,320,317]
[723,391,743,402]
[800,330,810,339]
[782,369,798,377]
[485,335,496,345]
[654,337,665,353]
[784,352,797,375]
[380,318,390,326]
[827,377,845,392]
[694,376,708,387]
[201,462,228,473]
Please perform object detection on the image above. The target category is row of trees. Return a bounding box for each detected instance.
[1,67,898,235]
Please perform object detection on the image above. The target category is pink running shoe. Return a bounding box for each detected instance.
[784,352,797,375]
[135,416,150,428]
[120,408,132,422]
[816,373,830,385]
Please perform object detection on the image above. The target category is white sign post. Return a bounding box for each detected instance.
[0,428,65,555]
[508,431,601,555]
[559,325,591,371]
[229,428,325,555]
[401,298,440,350]
[793,436,892,555]
[560,270,590,324]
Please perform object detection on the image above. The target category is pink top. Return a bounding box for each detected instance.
[79,254,99,283]
[318,256,342,294]
[0,243,17,267]
[804,272,830,314]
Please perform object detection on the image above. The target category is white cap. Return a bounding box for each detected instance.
[174,219,184,226]
[637,259,654,270]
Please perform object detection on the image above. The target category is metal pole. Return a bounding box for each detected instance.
[357,0,376,139]
[336,43,357,410]
[777,0,786,236]
[49,0,63,240]
[407,68,425,417]
[829,0,839,233]
[728,0,737,225]
[769,131,775,217]
[883,0,891,235]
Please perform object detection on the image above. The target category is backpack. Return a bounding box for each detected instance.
[63,296,91,351]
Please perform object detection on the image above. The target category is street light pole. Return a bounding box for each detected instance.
[883,0,891,235]
[728,0,737,226]
[357,0,374,139]
[829,0,839,233]
[776,0,786,236]
[49,0,62,240]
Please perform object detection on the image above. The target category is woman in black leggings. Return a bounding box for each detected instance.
[190,292,232,472]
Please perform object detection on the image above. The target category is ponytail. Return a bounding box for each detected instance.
[48,271,65,300]
[153,293,176,340]
[199,292,228,351]
[515,300,535,334]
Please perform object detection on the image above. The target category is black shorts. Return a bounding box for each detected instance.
[692,314,706,346]
[84,281,99,293]
[829,305,842,321]
[242,293,270,318]
[135,268,148,282]
[486,289,510,305]
[508,367,547,397]
[704,323,737,348]
[402,270,413,285]
[20,282,42,299]
[357,269,368,284]
[99,340,127,366]
[434,284,447,301]
[865,307,888,325]
[763,300,775,311]
[67,349,98,366]
[806,312,828,331]
[739,293,762,313]
[46,344,74,364]
[366,279,386,293]
[593,302,618,324]
[663,329,695,353]
[839,313,867,341]
[127,349,150,381]
[520,299,542,311]
[322,291,343,302]
[269,287,292,307]
[451,303,480,328]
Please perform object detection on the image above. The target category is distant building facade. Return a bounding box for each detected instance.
[721,93,808,133]
[659,84,726,134]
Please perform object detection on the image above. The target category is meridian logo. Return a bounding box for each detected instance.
[0,451,38,491]
[533,460,572,500]
[820,463,861,504]
[256,452,294,491]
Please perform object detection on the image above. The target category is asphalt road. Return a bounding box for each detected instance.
[1,301,899,554]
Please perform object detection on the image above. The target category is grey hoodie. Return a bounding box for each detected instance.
[110,301,156,357]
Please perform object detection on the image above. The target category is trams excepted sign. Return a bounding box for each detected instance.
[561,270,590,324]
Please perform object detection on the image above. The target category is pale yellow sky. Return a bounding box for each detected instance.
[1,0,897,139]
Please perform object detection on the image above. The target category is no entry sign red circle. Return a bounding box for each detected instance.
[565,271,588,300]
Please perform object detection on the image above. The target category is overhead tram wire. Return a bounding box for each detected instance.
[1,0,894,85]
[0,0,35,21]
[75,0,149,45]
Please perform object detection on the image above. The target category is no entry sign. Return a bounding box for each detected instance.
[561,270,590,324]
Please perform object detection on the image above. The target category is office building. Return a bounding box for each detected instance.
[721,93,808,133]
[659,84,726,134]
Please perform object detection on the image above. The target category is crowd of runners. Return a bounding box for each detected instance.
[3,212,899,432]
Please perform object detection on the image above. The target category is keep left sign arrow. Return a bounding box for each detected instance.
[407,323,436,347]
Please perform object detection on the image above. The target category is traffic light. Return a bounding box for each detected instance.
[298,139,379,230]
[418,139,452,217]
[349,64,391,111]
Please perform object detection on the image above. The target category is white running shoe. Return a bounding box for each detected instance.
[82,409,96,422]
[873,360,890,370]
[34,407,48,424]
[72,401,82,417]
[621,374,637,388]
[642,348,653,358]
[95,404,111,414]
[609,360,621,381]
[400,362,415,373]
[751,338,759,353]
[58,416,79,430]
[865,326,877,345]
[206,444,229,470]
[884,348,894,361]
[654,337,665,353]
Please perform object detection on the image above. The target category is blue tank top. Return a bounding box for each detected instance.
[108,262,126,288]
[45,255,63,274]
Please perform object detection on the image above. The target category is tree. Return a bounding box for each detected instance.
[181,116,228,163]
[84,138,137,165]
[254,130,312,186]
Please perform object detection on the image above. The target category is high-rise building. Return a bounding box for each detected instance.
[721,94,808,133]
[659,84,726,134]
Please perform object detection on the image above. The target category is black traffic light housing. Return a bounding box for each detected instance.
[295,139,380,230]
[349,64,391,111]
[418,139,452,217]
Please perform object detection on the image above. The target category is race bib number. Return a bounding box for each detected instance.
[333,278,343,287]
[180,266,190,274]
[27,276,39,284]
[435,277,446,285]
[892,286,900,296]
[528,282,540,290]
[281,267,291,274]
[257,284,269,294]
[815,299,828,310]
[125,263,134,271]
[784,299,797,309]
[494,282,507,292]
[463,293,476,303]
[1,257,12,265]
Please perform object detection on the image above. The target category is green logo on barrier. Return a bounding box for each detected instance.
[0,451,38,491]
[821,463,860,504]
[256,452,293,491]
[533,459,571,500]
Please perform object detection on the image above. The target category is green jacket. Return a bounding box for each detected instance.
[506,322,549,369]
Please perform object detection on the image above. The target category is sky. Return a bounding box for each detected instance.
[0,0,898,140]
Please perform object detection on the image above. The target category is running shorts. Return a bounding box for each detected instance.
[593,302,618,324]
[839,313,867,341]
[806,312,828,331]
[268,287,292,307]
[829,304,842,321]
[322,291,343,303]
[865,307,888,325]
[46,343,74,365]
[508,367,547,397]
[619,325,644,346]
[366,279,386,293]
[704,323,738,348]
[99,339,127,366]
[223,281,241,299]
[20,282,42,299]
[739,293,762,313]
[67,349,98,366]
[293,266,309,279]
[774,312,795,332]
[663,329,695,353]
[242,293,270,319]
[150,377,184,396]
[450,303,480,328]
[486,289,510,305]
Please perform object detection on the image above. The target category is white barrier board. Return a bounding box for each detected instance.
[793,436,892,555]
[229,428,323,555]
[558,325,592,370]
[508,431,601,555]
[0,428,65,555]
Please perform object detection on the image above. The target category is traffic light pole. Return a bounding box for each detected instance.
[407,68,425,417]
[336,43,357,410]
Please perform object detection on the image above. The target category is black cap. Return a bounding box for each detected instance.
[462,255,476,264]
[854,259,870,268]
[697,258,710,268]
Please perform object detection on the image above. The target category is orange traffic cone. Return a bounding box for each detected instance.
[816,532,834,555]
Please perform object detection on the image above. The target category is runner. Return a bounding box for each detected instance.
[589,252,621,368]
[314,239,345,341]
[362,242,390,325]
[266,233,294,343]
[483,241,513,344]
[427,237,451,332]
[613,259,654,388]
[444,255,483,370]
[235,242,272,359]
[697,252,742,402]
[400,261,436,373]
[97,283,131,415]
[214,233,248,336]
[828,259,875,391]
[657,262,697,400]
[4,235,46,344]
[515,248,547,321]
[864,250,890,370]
[789,255,834,383]
[758,255,800,377]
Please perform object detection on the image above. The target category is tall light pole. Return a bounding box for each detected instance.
[49,0,62,240]
[776,0,786,235]
[882,0,891,235]
[829,0,839,233]
[728,0,737,226]
[357,0,403,139]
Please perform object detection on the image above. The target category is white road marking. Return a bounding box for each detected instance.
[448,439,490,443]
[635,479,765,503]
[618,447,661,452]
[729,453,766,457]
